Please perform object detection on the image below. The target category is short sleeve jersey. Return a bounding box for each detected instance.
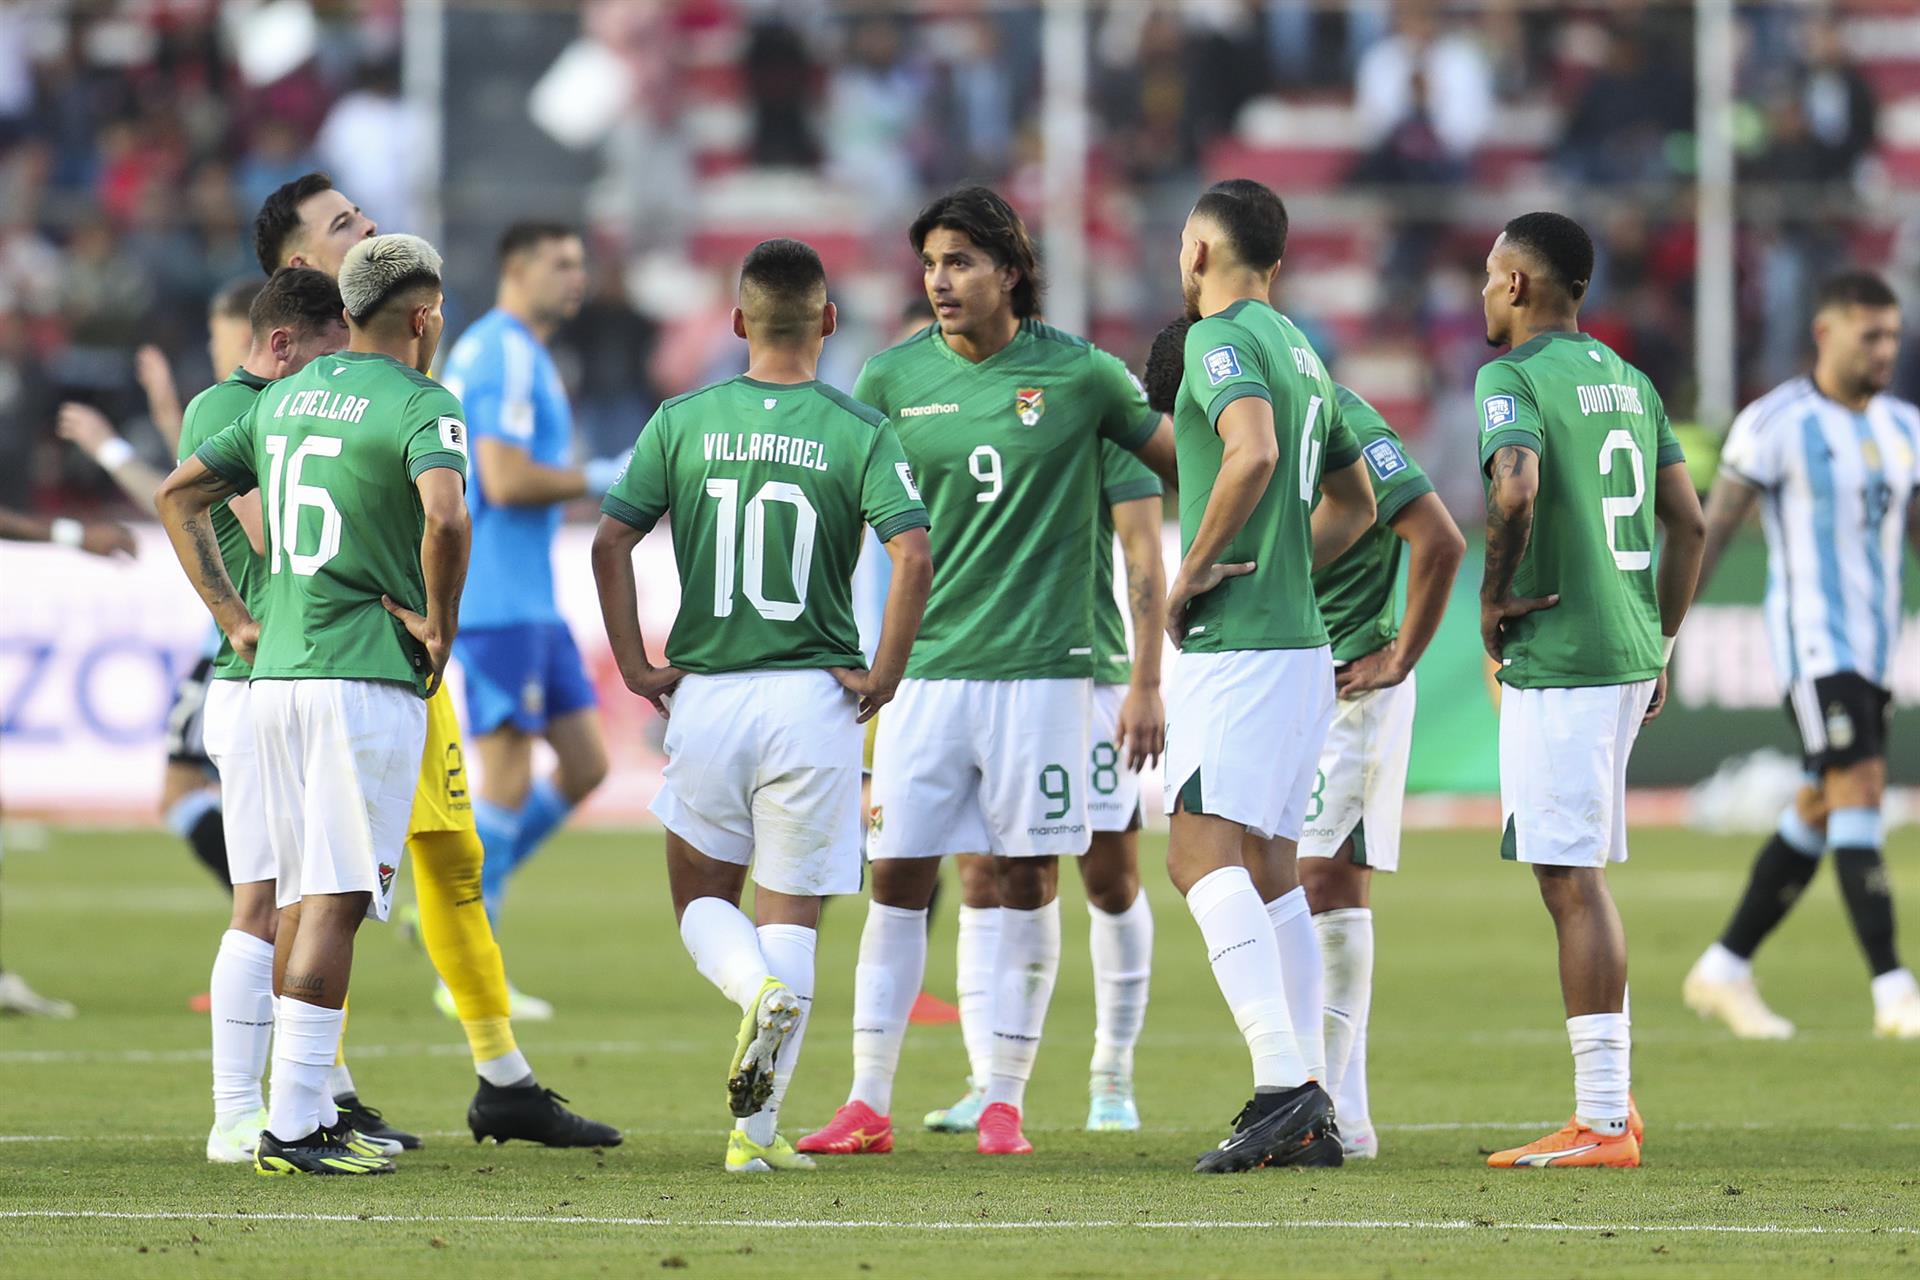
[177,367,272,680]
[853,321,1161,680]
[439,308,573,628]
[600,376,929,675]
[195,351,470,696]
[1313,386,1436,663]
[1093,443,1164,685]
[1173,300,1360,651]
[1476,331,1685,688]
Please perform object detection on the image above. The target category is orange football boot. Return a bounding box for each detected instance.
[1487,1118,1641,1168]
[976,1102,1033,1155]
[795,1101,894,1155]
[1628,1095,1645,1149]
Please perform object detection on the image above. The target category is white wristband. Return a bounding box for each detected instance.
[49,517,84,548]
[93,437,136,470]
[1662,635,1678,665]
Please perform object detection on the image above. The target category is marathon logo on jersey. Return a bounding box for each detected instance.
[1015,387,1046,426]
[898,402,961,418]
[438,416,468,455]
[1483,394,1517,433]
[1203,346,1241,385]
[1364,438,1408,480]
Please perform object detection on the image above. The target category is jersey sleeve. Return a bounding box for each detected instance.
[851,358,888,418]
[1088,346,1162,450]
[1716,400,1776,486]
[1337,388,1433,527]
[1099,439,1162,506]
[194,410,259,492]
[1183,314,1271,432]
[455,328,537,447]
[1321,385,1362,470]
[600,407,670,533]
[1476,358,1544,468]
[403,386,470,483]
[860,422,932,542]
[1651,389,1685,469]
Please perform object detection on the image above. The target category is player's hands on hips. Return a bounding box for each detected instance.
[1478,592,1558,662]
[1166,561,1255,649]
[381,594,454,696]
[228,619,261,666]
[830,667,896,724]
[55,402,117,454]
[623,664,685,718]
[1116,683,1164,770]
[1336,642,1407,699]
[1642,670,1668,725]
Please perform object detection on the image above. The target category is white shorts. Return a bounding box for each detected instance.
[650,670,864,897]
[1499,680,1656,868]
[869,677,1092,860]
[1300,673,1416,872]
[251,678,426,920]
[1165,647,1335,841]
[1088,683,1143,834]
[201,678,274,885]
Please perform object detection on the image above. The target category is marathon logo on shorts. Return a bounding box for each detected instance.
[1203,346,1241,385]
[1027,821,1086,838]
[1364,438,1408,480]
[1483,395,1516,433]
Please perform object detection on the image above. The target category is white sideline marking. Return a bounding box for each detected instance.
[0,1210,1914,1237]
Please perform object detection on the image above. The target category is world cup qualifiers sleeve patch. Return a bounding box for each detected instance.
[1203,346,1242,385]
[1482,394,1516,433]
[1363,437,1408,479]
[439,416,468,454]
[896,461,921,501]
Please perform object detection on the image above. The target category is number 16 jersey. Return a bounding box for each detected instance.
[853,321,1161,681]
[1476,331,1685,689]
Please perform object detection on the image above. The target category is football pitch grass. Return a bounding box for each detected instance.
[1,825,1915,1278]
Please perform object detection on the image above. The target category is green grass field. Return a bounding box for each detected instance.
[1,824,1915,1278]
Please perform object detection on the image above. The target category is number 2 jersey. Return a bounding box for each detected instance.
[600,376,929,675]
[1476,330,1684,689]
[853,321,1161,681]
[195,351,470,696]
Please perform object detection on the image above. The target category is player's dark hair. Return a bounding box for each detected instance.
[1502,211,1594,303]
[210,277,265,323]
[739,238,828,341]
[250,267,346,338]
[253,172,337,277]
[497,220,578,265]
[1192,179,1288,271]
[1815,269,1898,313]
[909,186,1044,319]
[1143,316,1191,415]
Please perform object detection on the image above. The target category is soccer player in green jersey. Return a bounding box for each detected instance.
[593,240,932,1173]
[1474,212,1704,1169]
[800,187,1173,1159]
[1161,179,1379,1174]
[174,268,351,1164]
[158,234,471,1175]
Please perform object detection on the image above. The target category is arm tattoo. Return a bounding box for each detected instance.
[1126,550,1157,639]
[183,513,238,608]
[1481,445,1534,603]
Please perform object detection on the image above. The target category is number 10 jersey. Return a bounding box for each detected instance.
[1476,331,1686,689]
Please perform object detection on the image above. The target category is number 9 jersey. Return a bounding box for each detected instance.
[1476,331,1686,689]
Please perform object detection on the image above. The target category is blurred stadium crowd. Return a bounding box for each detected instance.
[4,0,1919,521]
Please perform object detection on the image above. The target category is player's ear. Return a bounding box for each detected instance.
[730,307,748,341]
[820,300,837,340]
[269,326,293,365]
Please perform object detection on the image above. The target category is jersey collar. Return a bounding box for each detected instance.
[225,366,272,391]
[930,319,1033,372]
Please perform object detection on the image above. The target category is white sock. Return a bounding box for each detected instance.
[1340,1021,1373,1135]
[1568,1012,1631,1134]
[1871,967,1918,1014]
[476,1049,534,1088]
[268,999,345,1141]
[1185,866,1304,1090]
[983,899,1062,1110]
[1266,887,1325,1083]
[680,896,772,1011]
[209,929,275,1125]
[848,901,927,1115]
[741,924,816,1145]
[1314,907,1373,1101]
[955,905,1002,1085]
[327,1062,354,1100]
[1696,941,1752,985]
[1088,889,1153,1079]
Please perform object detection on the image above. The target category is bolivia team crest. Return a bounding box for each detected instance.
[1015,387,1046,426]
[378,862,397,895]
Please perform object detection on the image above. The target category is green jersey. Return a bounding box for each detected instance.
[177,367,272,680]
[196,351,469,696]
[1313,386,1436,663]
[1174,300,1360,652]
[1476,331,1685,688]
[1093,443,1163,685]
[601,376,929,676]
[853,321,1160,680]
